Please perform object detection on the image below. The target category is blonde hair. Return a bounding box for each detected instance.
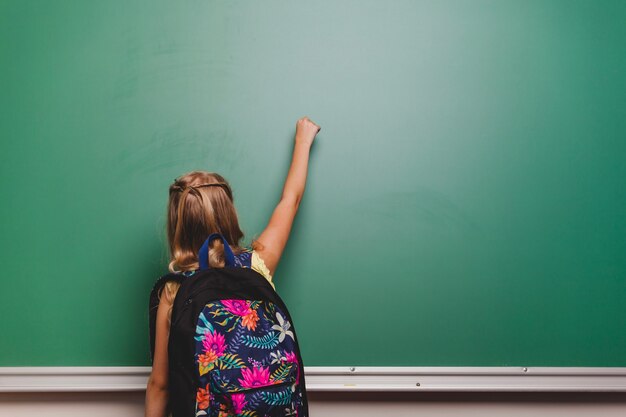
[160,171,246,317]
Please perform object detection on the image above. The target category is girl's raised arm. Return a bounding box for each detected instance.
[254,117,320,276]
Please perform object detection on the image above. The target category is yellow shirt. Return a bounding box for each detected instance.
[250,250,274,289]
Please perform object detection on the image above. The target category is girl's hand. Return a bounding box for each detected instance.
[295,116,321,147]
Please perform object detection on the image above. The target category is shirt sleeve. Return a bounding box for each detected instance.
[251,250,275,289]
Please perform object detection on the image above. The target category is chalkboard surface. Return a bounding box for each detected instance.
[1,0,625,367]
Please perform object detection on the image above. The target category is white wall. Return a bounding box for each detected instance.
[2,391,626,416]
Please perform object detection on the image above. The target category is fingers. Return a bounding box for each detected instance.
[298,116,320,132]
[294,116,321,147]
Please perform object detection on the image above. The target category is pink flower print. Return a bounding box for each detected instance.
[238,366,271,389]
[231,393,247,414]
[281,351,300,382]
[202,331,226,357]
[221,299,252,316]
[284,351,298,364]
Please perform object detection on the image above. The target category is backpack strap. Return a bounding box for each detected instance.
[148,272,185,362]
[198,233,236,270]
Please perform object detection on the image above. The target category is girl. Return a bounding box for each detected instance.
[145,116,321,417]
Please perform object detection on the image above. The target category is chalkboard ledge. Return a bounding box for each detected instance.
[1,367,626,392]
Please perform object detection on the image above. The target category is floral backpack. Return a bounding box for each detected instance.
[149,234,308,417]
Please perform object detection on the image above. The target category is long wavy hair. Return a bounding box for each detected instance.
[160,171,246,310]
[167,171,245,271]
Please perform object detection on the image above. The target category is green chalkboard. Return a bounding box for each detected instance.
[1,0,625,367]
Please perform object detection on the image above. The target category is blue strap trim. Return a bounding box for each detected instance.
[198,233,236,270]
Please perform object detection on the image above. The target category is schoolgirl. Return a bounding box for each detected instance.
[145,117,321,417]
